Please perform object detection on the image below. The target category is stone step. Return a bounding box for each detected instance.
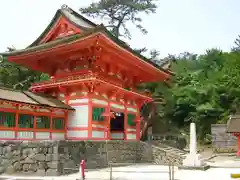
[150,142,187,160]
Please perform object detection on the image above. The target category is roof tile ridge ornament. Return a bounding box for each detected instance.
[61,4,73,13]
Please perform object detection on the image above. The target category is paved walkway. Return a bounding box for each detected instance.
[1,164,240,180]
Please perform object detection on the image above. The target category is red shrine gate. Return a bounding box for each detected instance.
[0,5,171,141]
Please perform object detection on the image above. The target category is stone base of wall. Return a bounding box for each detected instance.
[58,141,153,174]
[0,140,183,176]
[0,141,59,176]
[0,140,153,176]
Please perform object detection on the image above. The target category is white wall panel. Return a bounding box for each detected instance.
[67,130,88,138]
[92,131,105,138]
[18,131,34,139]
[127,134,136,140]
[36,132,50,139]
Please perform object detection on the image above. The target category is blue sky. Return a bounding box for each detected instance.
[0,0,239,57]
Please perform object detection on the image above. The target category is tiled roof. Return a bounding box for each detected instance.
[226,115,240,133]
[29,5,97,47]
[0,5,172,76]
[0,87,73,110]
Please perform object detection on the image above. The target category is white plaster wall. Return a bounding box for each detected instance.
[52,133,65,140]
[68,105,89,127]
[111,132,124,139]
[127,107,137,113]
[67,130,88,138]
[92,99,108,106]
[92,124,105,128]
[69,98,88,104]
[35,132,50,139]
[18,131,34,139]
[127,128,136,132]
[92,131,105,138]
[127,134,136,140]
[0,131,15,139]
[110,103,124,110]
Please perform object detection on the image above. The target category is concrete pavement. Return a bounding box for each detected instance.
[1,163,240,180]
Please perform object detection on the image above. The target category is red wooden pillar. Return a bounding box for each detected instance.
[50,110,53,140]
[233,133,240,156]
[64,111,68,140]
[33,111,37,140]
[124,105,127,140]
[237,135,240,156]
[15,104,19,139]
[88,98,93,139]
[136,119,140,140]
[64,91,70,140]
[136,102,142,141]
[107,101,111,140]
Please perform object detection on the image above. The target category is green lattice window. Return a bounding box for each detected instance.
[0,112,16,128]
[127,114,136,126]
[92,107,105,121]
[18,114,34,128]
[52,117,65,130]
[36,116,50,129]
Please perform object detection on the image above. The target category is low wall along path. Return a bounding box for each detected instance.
[0,140,184,176]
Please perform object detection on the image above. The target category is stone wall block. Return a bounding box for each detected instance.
[22,148,31,156]
[53,146,58,154]
[13,162,22,171]
[5,152,13,159]
[38,162,47,169]
[24,157,36,163]
[0,166,5,174]
[33,154,46,161]
[5,146,12,153]
[46,169,60,176]
[0,147,3,155]
[45,154,52,162]
[29,163,38,172]
[36,169,46,176]
[22,164,30,172]
[6,165,15,174]
[48,147,53,154]
[12,149,21,156]
[52,154,59,161]
[47,161,59,169]
[62,159,76,169]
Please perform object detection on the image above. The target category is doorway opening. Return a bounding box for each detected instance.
[110,110,125,140]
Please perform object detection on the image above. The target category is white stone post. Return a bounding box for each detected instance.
[190,123,197,155]
[183,122,204,167]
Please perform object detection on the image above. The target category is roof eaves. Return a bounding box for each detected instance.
[0,87,74,110]
[0,27,104,57]
[29,6,97,48]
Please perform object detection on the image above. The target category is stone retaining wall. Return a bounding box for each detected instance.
[0,140,183,176]
[0,141,59,176]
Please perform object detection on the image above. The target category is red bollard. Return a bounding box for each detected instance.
[80,160,85,179]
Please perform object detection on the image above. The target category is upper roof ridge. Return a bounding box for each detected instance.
[61,4,73,13]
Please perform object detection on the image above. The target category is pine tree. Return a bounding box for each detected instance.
[80,0,159,39]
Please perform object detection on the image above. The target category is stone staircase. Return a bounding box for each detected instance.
[157,143,187,157]
[143,141,187,165]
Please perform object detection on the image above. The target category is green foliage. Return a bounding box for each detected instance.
[152,49,240,141]
[0,53,49,90]
[80,0,159,39]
